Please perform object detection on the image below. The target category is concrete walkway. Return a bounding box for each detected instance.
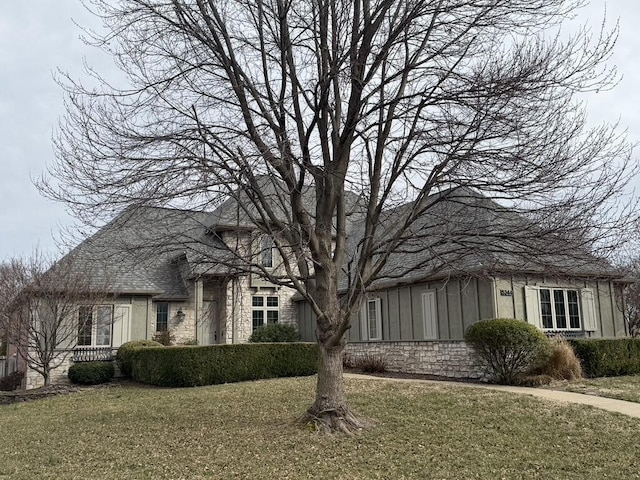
[345,373,640,419]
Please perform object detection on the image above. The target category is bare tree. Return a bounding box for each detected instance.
[42,0,637,432]
[0,253,111,386]
[616,258,640,337]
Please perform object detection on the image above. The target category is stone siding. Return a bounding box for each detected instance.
[220,276,300,344]
[275,287,298,327]
[25,352,74,390]
[346,341,485,380]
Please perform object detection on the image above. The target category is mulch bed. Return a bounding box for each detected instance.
[0,382,122,405]
[0,372,483,405]
[345,368,485,384]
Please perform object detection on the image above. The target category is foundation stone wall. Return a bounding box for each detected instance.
[346,341,485,380]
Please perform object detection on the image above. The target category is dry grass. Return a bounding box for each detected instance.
[543,336,583,380]
[1,377,640,479]
[552,374,640,403]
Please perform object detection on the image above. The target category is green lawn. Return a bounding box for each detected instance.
[550,374,640,403]
[1,377,639,479]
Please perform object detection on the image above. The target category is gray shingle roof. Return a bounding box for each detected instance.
[59,184,621,299]
[341,187,622,291]
[209,176,365,234]
[59,206,230,298]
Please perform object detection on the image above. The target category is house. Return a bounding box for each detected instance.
[298,188,629,379]
[21,202,301,388]
[19,185,629,387]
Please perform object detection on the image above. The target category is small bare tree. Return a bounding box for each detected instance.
[42,0,637,431]
[0,253,111,386]
[617,258,640,337]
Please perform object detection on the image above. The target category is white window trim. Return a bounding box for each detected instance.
[360,297,382,341]
[77,305,113,347]
[524,286,594,332]
[252,295,279,330]
[539,287,582,331]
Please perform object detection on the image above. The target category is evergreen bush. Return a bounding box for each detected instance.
[68,361,114,385]
[465,318,552,384]
[116,340,163,378]
[0,370,24,391]
[569,338,640,377]
[248,324,300,343]
[131,343,318,387]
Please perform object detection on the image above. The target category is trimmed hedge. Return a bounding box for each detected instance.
[130,343,319,387]
[569,338,640,377]
[116,340,163,378]
[68,361,114,385]
[465,318,552,385]
[249,324,300,343]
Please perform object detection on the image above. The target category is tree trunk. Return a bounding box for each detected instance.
[300,339,371,434]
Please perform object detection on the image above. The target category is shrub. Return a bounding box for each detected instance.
[343,354,357,369]
[537,336,582,380]
[248,324,300,343]
[152,331,175,346]
[354,354,387,373]
[0,371,24,391]
[465,318,552,385]
[68,362,114,385]
[116,340,163,378]
[130,343,318,387]
[569,338,640,377]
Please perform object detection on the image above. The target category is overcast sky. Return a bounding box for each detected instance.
[1,1,639,261]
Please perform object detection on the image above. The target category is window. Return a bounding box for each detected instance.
[260,236,275,269]
[252,295,279,330]
[156,302,169,332]
[525,286,596,332]
[539,288,580,330]
[77,306,93,346]
[360,298,382,341]
[77,305,112,347]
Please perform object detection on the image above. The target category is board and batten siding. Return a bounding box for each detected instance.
[494,276,626,338]
[297,277,496,342]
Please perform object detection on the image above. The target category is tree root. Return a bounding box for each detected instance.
[297,405,374,435]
